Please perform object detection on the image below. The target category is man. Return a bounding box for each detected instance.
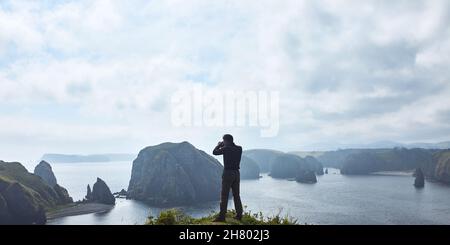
[212,134,243,222]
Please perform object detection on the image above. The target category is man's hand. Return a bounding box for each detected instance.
[213,141,225,155]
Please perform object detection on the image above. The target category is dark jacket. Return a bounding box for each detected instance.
[213,143,242,170]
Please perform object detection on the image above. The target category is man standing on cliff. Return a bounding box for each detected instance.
[212,134,243,222]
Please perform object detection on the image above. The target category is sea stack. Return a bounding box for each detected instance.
[304,156,324,175]
[127,142,223,206]
[270,154,305,179]
[34,160,58,187]
[85,184,92,201]
[89,178,115,205]
[296,170,317,183]
[414,168,425,188]
[269,154,318,183]
[33,161,73,204]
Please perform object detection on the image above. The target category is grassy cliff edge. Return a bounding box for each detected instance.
[146,209,300,225]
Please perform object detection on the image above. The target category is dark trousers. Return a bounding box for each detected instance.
[219,169,243,217]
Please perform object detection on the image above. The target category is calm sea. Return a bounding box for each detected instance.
[21,161,450,225]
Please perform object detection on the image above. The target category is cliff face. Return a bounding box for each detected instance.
[433,150,450,184]
[340,148,434,175]
[1,181,47,224]
[240,156,260,179]
[34,160,57,187]
[296,170,317,183]
[53,184,73,204]
[33,161,72,203]
[304,156,324,175]
[269,154,318,184]
[317,149,363,168]
[270,154,305,179]
[340,152,385,175]
[127,142,223,206]
[0,161,73,224]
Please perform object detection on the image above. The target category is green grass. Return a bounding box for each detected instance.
[145,209,300,225]
[0,161,68,209]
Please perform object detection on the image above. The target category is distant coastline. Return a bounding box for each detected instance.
[370,170,414,177]
[41,153,136,163]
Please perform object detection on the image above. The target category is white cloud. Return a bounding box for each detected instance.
[1,0,450,158]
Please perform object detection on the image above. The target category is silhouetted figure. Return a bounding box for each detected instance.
[212,134,243,222]
[414,168,425,188]
[325,168,328,174]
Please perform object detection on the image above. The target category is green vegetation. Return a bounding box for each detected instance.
[146,209,299,225]
[433,150,450,183]
[0,161,72,208]
[0,161,73,224]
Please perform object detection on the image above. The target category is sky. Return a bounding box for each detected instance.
[1,0,450,161]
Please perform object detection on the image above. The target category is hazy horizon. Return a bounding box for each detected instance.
[2,0,450,161]
[4,138,450,165]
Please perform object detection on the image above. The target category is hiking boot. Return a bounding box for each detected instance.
[234,214,242,221]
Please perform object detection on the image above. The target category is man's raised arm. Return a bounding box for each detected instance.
[213,142,225,155]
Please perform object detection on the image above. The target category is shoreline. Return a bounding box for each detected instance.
[370,170,414,176]
[47,203,114,220]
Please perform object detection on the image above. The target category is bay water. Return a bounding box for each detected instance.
[20,161,450,225]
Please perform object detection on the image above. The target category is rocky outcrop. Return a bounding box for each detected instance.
[414,168,425,188]
[304,156,324,175]
[86,178,115,205]
[433,150,450,184]
[53,184,73,204]
[340,148,434,175]
[34,160,57,187]
[0,193,11,222]
[243,149,283,173]
[269,154,317,184]
[33,161,72,203]
[340,152,384,175]
[113,189,127,198]
[0,161,73,224]
[270,154,305,179]
[296,170,317,183]
[240,156,260,179]
[86,184,92,201]
[1,182,47,224]
[317,149,364,169]
[127,142,223,206]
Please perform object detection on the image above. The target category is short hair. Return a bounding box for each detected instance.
[223,134,234,143]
